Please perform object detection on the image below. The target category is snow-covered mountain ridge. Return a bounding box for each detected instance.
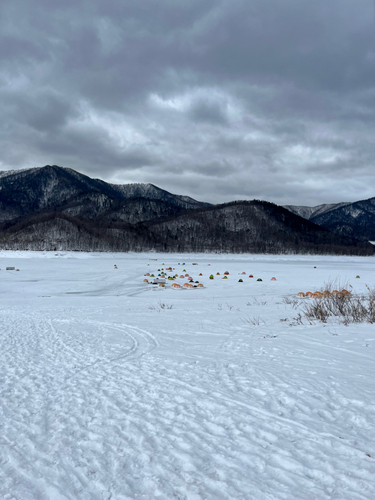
[284,202,351,220]
[0,165,209,223]
[285,198,375,241]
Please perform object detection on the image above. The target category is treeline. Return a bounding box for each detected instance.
[0,201,373,255]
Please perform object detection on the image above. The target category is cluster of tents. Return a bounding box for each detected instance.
[171,283,204,289]
[297,289,352,299]
[207,273,275,282]
[143,262,280,288]
[143,266,204,289]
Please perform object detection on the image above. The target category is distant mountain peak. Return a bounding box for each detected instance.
[285,197,375,241]
[0,164,210,223]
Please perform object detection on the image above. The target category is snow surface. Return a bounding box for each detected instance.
[0,251,374,500]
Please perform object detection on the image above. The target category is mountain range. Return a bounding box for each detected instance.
[285,199,375,242]
[0,165,373,255]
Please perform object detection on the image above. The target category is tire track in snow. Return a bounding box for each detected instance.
[1,303,373,500]
[0,310,161,500]
[62,322,158,384]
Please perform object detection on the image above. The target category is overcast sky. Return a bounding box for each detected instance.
[1,0,374,206]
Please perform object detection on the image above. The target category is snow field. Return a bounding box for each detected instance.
[0,252,374,499]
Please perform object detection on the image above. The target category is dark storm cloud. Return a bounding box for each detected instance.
[35,124,159,176]
[0,0,375,205]
[19,92,76,132]
[188,97,229,125]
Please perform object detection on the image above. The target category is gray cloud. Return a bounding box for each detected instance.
[0,0,375,206]
[187,96,229,125]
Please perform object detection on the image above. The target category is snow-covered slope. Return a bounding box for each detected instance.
[0,167,39,180]
[284,202,350,220]
[0,252,374,499]
[110,182,210,209]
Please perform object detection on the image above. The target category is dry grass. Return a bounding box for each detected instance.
[303,284,375,325]
[241,316,262,326]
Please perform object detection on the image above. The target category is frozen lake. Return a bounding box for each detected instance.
[1,251,374,499]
